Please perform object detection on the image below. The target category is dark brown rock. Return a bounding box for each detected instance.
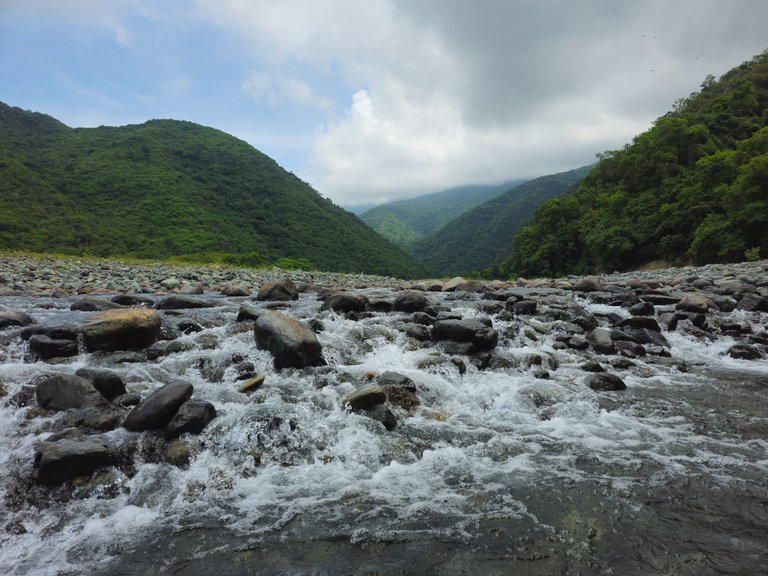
[123,381,194,431]
[32,437,115,484]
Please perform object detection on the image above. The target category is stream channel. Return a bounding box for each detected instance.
[1,287,767,575]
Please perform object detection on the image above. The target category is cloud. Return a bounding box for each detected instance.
[9,0,768,206]
[241,71,331,110]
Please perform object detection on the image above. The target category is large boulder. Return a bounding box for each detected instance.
[432,318,498,352]
[123,381,194,431]
[32,437,115,484]
[254,311,324,369]
[36,374,100,411]
[80,308,162,352]
[256,280,299,301]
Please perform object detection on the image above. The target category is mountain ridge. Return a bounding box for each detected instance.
[359,180,522,248]
[0,102,427,278]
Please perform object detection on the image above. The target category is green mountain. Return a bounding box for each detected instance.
[359,180,521,248]
[408,166,592,276]
[0,102,427,278]
[506,49,768,277]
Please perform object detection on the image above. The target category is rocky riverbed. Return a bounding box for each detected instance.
[1,255,768,575]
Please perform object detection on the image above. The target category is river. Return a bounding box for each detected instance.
[1,288,767,575]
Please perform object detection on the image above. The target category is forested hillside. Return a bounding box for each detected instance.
[506,49,768,277]
[360,181,520,248]
[409,166,591,276]
[0,103,427,278]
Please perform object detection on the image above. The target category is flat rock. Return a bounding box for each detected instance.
[155,295,214,310]
[432,318,498,352]
[32,437,115,484]
[36,374,100,411]
[81,308,162,352]
[70,297,125,312]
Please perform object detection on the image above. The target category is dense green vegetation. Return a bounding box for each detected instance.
[409,166,591,276]
[0,103,427,278]
[360,181,521,248]
[506,49,768,277]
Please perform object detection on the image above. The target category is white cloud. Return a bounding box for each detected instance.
[10,0,768,205]
[241,71,331,110]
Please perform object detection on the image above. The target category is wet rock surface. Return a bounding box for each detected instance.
[1,256,768,575]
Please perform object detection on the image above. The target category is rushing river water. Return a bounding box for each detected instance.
[1,289,767,575]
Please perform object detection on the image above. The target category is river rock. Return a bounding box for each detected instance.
[0,309,35,329]
[677,293,714,314]
[111,294,157,307]
[736,292,768,312]
[616,316,662,332]
[20,325,79,341]
[80,308,162,352]
[256,280,299,301]
[236,302,262,322]
[512,300,537,315]
[393,290,429,313]
[164,399,216,439]
[220,283,251,297]
[572,277,602,292]
[28,335,78,359]
[321,292,369,313]
[628,301,655,316]
[75,368,127,401]
[442,277,467,292]
[156,295,214,310]
[453,281,488,293]
[36,374,100,411]
[726,344,763,360]
[586,328,617,354]
[32,437,115,484]
[254,311,324,369]
[123,381,194,431]
[70,297,125,312]
[585,373,627,391]
[432,318,499,352]
[343,386,387,410]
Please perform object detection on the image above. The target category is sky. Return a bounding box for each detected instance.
[1,1,767,207]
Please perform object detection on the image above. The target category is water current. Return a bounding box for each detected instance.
[1,290,767,575]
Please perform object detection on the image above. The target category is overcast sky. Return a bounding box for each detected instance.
[2,1,767,206]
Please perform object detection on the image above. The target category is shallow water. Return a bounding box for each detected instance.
[1,291,767,575]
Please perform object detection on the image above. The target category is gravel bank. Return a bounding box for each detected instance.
[1,253,767,296]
